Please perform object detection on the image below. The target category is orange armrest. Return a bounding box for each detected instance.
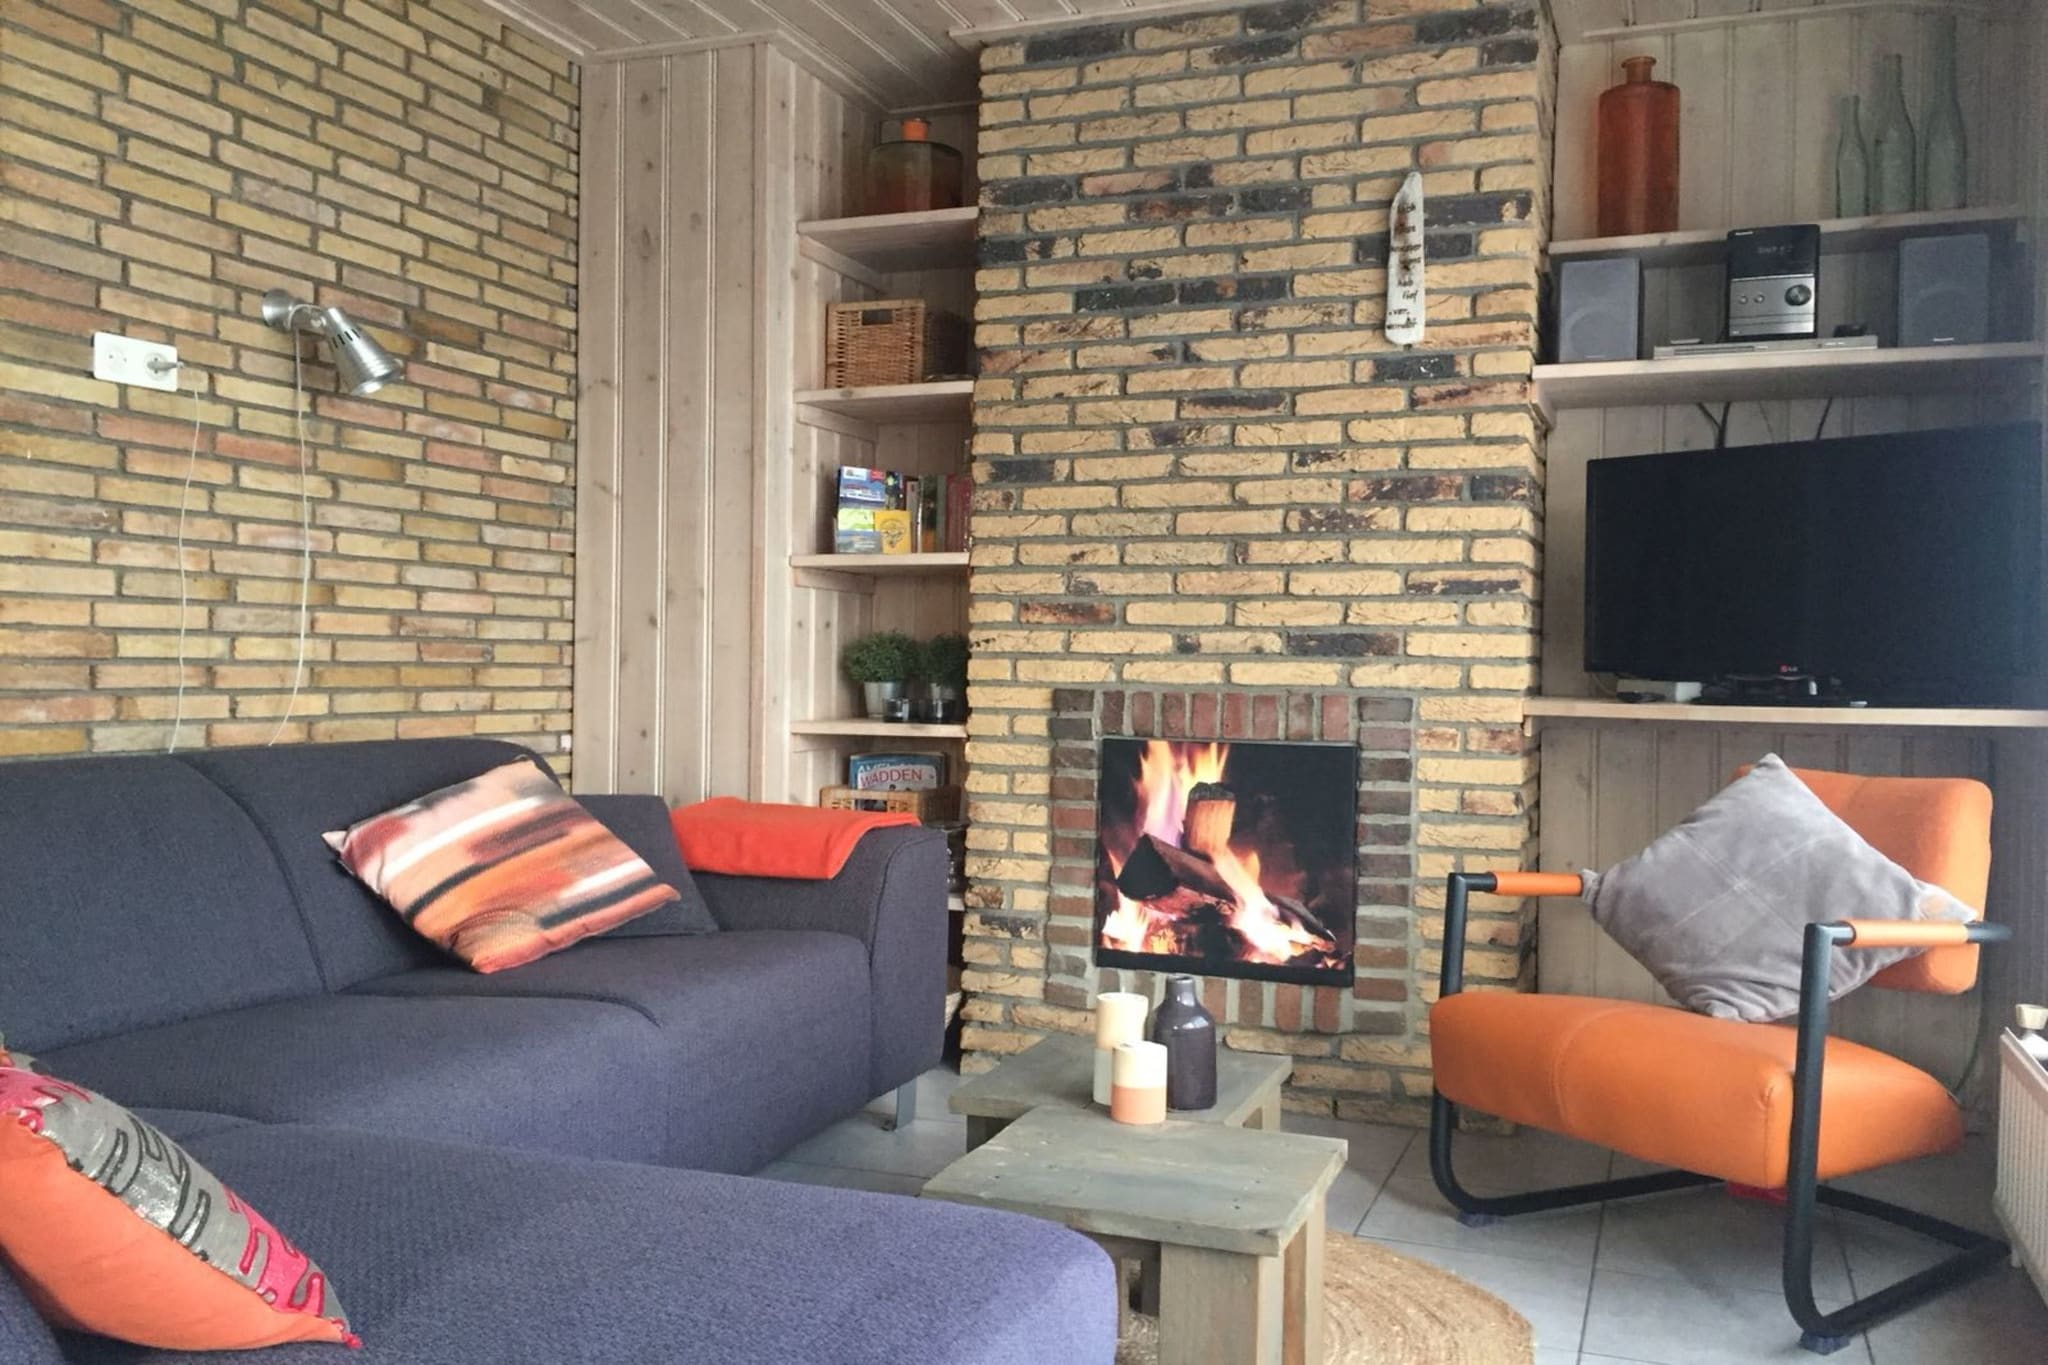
[1830,919,1983,950]
[1488,871,1587,898]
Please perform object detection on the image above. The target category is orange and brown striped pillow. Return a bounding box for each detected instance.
[323,758,681,974]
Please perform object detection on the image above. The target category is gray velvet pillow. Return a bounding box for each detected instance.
[1581,754,1972,1022]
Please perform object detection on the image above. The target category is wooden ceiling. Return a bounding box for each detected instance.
[480,0,2029,106]
[473,0,1246,105]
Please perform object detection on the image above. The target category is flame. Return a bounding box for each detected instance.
[1099,740,1338,967]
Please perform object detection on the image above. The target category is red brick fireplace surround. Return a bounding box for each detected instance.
[958,0,1557,1123]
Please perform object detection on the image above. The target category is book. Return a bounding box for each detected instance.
[945,474,972,553]
[849,752,946,790]
[920,477,939,552]
[876,509,912,554]
[834,467,889,553]
[834,508,879,554]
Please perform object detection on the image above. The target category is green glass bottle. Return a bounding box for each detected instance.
[1834,95,1869,218]
[1868,54,1916,215]
[1919,16,1967,210]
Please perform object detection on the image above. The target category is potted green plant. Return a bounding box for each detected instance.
[843,631,919,720]
[919,632,970,723]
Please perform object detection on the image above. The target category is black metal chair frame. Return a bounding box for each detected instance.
[1430,870,2013,1355]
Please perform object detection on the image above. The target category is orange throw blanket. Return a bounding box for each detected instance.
[670,797,918,880]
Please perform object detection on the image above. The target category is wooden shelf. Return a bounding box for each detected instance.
[790,717,970,739]
[1549,206,2026,270]
[797,207,979,273]
[1525,697,2048,730]
[1532,342,2043,418]
[796,380,974,423]
[790,551,969,575]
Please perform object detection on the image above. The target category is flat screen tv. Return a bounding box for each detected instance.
[1585,422,2044,705]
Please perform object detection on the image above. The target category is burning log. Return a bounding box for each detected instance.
[1268,893,1338,948]
[1114,834,1236,905]
[1181,782,1236,862]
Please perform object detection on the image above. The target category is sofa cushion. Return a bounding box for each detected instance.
[0,1258,63,1365]
[349,932,873,1172]
[0,755,323,1052]
[54,1123,1121,1365]
[38,994,667,1166]
[176,739,552,989]
[0,1064,355,1351]
[575,794,719,937]
[324,758,681,973]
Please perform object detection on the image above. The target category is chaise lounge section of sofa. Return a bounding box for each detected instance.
[0,739,1117,1364]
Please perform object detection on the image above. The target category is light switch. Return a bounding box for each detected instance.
[92,332,179,392]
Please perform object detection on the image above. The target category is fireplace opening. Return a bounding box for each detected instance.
[1094,738,1358,988]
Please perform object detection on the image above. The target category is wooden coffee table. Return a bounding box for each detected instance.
[924,1107,1346,1365]
[948,1032,1291,1149]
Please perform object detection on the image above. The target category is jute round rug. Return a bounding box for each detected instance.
[1116,1233,1534,1365]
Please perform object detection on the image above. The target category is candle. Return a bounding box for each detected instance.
[1093,991,1148,1105]
[1110,1040,1168,1126]
[1094,991,1148,1049]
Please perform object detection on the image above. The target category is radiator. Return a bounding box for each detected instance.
[1997,1031,2048,1303]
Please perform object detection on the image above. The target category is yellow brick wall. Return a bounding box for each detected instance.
[0,0,578,765]
[964,0,1556,1123]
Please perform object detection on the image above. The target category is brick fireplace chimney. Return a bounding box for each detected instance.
[961,0,1554,1126]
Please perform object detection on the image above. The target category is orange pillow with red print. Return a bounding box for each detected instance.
[0,1058,357,1351]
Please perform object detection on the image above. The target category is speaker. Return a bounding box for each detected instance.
[1898,233,1991,347]
[1555,257,1643,362]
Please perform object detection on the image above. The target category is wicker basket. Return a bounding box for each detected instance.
[825,299,969,389]
[819,784,961,823]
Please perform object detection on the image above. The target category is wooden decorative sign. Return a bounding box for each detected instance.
[1384,171,1426,347]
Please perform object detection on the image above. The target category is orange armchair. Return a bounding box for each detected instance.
[1429,768,2012,1355]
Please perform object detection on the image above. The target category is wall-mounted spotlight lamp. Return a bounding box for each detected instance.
[260,289,405,396]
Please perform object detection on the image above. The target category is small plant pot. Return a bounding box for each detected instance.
[862,681,905,720]
[925,683,966,724]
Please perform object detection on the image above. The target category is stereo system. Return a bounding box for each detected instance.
[1555,257,1643,362]
[1725,225,1820,340]
[1550,223,1995,360]
[1899,233,1991,347]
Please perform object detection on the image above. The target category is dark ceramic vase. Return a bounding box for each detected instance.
[1149,975,1217,1111]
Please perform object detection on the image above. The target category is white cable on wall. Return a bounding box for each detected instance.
[266,335,314,746]
[167,373,204,754]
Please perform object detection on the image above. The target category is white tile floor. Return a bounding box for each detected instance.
[759,1066,2048,1365]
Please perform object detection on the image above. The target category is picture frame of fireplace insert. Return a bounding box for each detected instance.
[1093,737,1359,989]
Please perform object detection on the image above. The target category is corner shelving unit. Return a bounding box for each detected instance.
[794,380,975,422]
[796,205,978,272]
[776,153,980,951]
[1548,205,2025,268]
[1537,194,2042,704]
[1534,204,2039,422]
[1532,342,2044,421]
[1523,698,2048,731]
[790,717,970,740]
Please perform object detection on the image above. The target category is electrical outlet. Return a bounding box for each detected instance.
[92,332,179,392]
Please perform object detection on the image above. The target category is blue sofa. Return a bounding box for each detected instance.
[0,739,1116,1364]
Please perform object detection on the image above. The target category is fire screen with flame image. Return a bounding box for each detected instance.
[1094,738,1358,988]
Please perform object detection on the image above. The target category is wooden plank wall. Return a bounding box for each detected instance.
[770,105,976,804]
[576,41,972,804]
[2005,0,2048,1031]
[576,42,814,801]
[1553,1,2026,242]
[1543,2,2038,699]
[1537,0,2048,1104]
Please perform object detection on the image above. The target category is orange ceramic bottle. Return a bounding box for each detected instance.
[1597,55,1679,235]
[865,117,963,215]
